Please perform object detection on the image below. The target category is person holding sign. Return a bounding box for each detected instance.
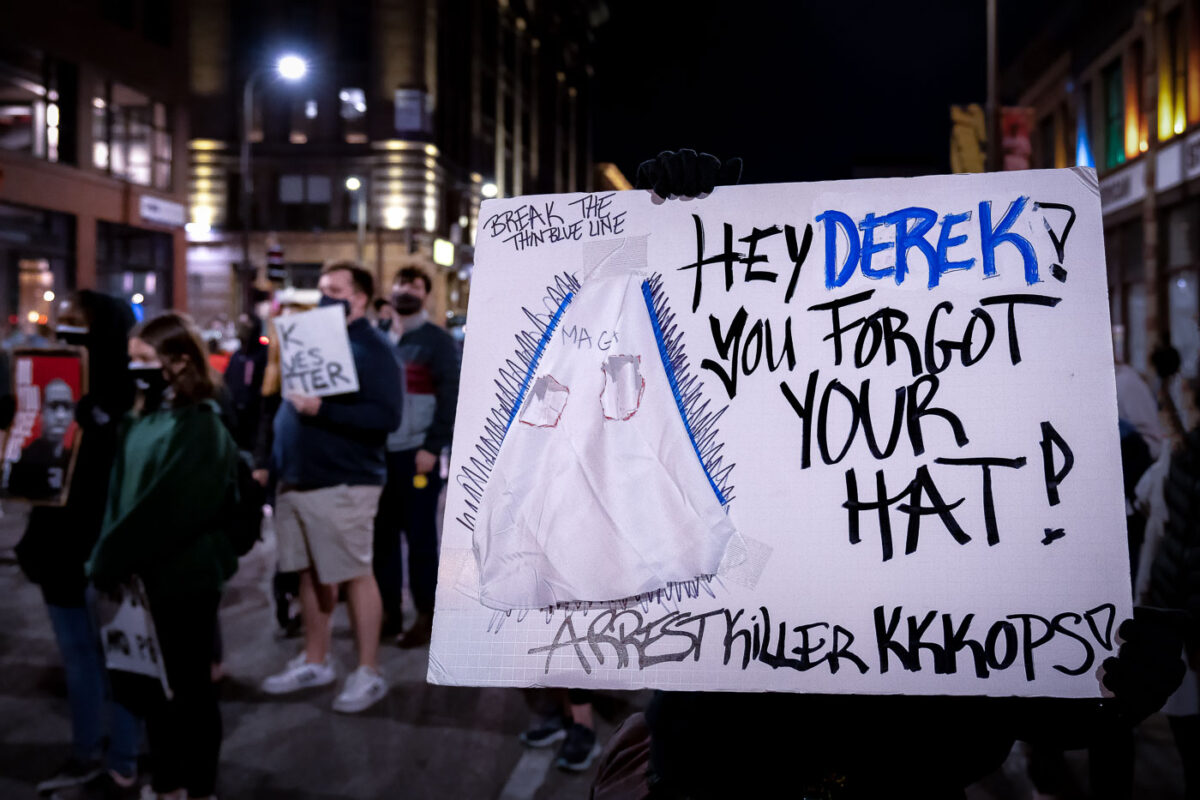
[15,291,142,797]
[587,150,1191,800]
[85,312,239,800]
[261,260,402,714]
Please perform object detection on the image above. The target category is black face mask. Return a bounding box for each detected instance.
[56,326,91,348]
[319,293,352,318]
[130,365,169,412]
[391,292,423,315]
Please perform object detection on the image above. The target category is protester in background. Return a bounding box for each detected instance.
[223,313,268,452]
[373,297,398,343]
[86,311,238,800]
[261,261,401,713]
[14,291,141,798]
[1115,356,1166,459]
[520,690,600,772]
[1146,361,1200,800]
[373,266,458,647]
[254,307,299,636]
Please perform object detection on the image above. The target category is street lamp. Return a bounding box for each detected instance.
[241,53,309,290]
[346,176,366,263]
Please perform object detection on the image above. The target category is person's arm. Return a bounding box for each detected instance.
[87,408,233,587]
[315,343,402,433]
[253,392,281,473]
[421,331,460,454]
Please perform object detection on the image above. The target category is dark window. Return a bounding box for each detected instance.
[0,47,76,164]
[94,82,172,189]
[144,1,173,47]
[100,0,136,29]
[96,221,173,318]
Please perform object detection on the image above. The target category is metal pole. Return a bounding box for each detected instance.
[986,0,998,172]
[240,73,257,289]
[356,190,366,263]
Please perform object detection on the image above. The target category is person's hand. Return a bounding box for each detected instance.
[635,149,743,199]
[415,448,438,475]
[252,468,270,487]
[289,394,321,416]
[1099,606,1187,724]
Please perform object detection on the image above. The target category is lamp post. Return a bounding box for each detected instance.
[240,54,308,289]
[346,176,366,263]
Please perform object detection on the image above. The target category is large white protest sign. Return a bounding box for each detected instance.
[429,168,1130,698]
[274,305,360,397]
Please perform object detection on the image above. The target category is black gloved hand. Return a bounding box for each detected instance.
[635,149,743,198]
[1100,606,1187,724]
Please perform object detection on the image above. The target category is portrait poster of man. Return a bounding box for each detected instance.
[1,348,87,505]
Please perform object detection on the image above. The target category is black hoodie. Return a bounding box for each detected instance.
[16,290,136,606]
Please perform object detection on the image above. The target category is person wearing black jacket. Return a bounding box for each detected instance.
[260,260,402,714]
[15,290,142,796]
[608,150,1189,800]
[1148,381,1200,800]
[373,265,459,648]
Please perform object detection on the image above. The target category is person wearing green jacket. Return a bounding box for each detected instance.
[86,312,237,800]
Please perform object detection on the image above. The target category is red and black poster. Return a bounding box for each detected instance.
[1,348,88,505]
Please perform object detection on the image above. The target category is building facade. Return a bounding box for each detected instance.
[1007,0,1200,412]
[185,0,606,329]
[0,0,190,340]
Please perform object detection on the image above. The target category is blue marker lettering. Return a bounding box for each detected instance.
[979,197,1038,284]
[931,211,976,288]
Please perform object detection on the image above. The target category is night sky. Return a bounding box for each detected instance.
[591,0,1054,186]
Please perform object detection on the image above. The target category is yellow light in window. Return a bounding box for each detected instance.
[1175,119,1185,135]
[384,206,405,229]
[1139,138,1149,152]
[433,238,455,266]
[192,206,214,227]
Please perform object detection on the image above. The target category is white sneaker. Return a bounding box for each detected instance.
[261,657,336,695]
[332,665,387,713]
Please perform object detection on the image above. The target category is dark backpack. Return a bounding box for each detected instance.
[228,450,265,556]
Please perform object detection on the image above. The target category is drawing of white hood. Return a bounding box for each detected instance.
[473,236,740,610]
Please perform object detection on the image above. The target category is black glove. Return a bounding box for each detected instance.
[635,149,742,198]
[1100,606,1187,724]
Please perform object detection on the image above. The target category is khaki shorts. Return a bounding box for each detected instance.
[275,484,383,585]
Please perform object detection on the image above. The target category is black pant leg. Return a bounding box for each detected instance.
[398,449,441,615]
[372,451,406,623]
[148,591,222,797]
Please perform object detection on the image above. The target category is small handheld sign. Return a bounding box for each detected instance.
[274,305,360,398]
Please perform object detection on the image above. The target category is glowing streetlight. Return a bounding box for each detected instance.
[242,54,311,288]
[345,176,362,191]
[132,293,145,305]
[481,182,499,199]
[276,54,308,81]
[43,290,55,302]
